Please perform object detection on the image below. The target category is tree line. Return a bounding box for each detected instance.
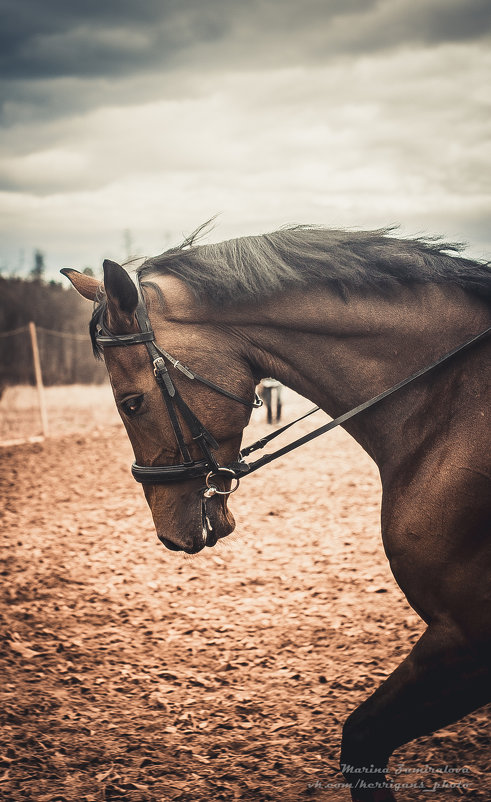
[0,266,107,388]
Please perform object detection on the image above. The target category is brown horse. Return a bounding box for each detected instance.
[62,226,490,802]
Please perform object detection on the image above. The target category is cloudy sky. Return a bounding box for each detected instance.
[1,0,490,278]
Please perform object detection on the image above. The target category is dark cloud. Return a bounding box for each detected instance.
[0,0,369,81]
[2,0,490,81]
[0,1,489,270]
[341,0,491,55]
[1,0,490,128]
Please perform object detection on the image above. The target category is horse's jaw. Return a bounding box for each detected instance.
[143,484,236,554]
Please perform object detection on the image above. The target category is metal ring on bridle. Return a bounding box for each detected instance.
[205,468,240,495]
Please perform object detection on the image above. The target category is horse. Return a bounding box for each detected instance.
[62,224,491,802]
[258,378,283,423]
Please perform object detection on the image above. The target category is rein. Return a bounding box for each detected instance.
[234,323,491,477]
[96,280,490,502]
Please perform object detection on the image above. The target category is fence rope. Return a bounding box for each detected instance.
[0,325,90,341]
[36,327,90,341]
[0,325,29,338]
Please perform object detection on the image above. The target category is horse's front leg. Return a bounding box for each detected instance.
[340,622,491,802]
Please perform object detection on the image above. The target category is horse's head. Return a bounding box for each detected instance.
[62,261,258,554]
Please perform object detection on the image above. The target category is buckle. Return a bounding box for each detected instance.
[153,357,175,396]
[153,356,166,376]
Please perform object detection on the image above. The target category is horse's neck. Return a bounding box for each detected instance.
[229,284,489,465]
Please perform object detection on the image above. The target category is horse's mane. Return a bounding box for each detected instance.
[90,224,490,356]
[137,223,491,306]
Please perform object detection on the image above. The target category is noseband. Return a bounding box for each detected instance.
[96,280,491,504]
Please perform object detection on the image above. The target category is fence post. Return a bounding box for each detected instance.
[29,321,49,438]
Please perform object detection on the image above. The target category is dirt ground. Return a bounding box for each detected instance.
[1,387,489,802]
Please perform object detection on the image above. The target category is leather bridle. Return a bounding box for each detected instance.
[95,281,262,497]
[96,279,491,505]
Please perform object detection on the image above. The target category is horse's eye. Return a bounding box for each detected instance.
[121,395,144,417]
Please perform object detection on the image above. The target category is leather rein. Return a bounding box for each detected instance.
[96,281,491,501]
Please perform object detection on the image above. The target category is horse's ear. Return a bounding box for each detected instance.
[103,259,139,327]
[60,268,100,301]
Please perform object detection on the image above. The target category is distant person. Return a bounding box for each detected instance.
[258,378,282,424]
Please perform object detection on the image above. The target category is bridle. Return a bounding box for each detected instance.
[95,280,262,498]
[96,279,491,508]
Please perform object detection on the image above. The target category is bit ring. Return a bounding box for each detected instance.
[205,468,240,496]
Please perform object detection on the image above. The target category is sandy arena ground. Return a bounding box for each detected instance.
[1,386,490,801]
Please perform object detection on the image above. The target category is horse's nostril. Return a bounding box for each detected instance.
[158,536,182,551]
[158,535,205,554]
